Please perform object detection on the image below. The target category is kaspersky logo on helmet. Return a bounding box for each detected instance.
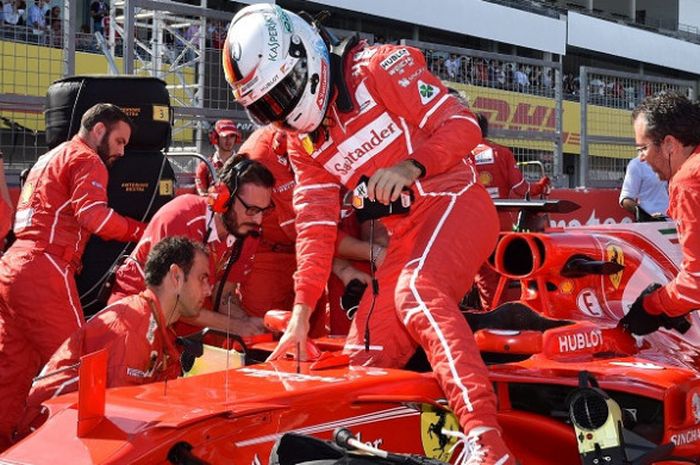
[264,14,280,61]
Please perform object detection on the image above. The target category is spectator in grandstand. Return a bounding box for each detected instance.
[76,23,95,51]
[470,111,550,310]
[46,5,60,45]
[445,53,461,81]
[619,155,669,219]
[514,65,530,90]
[0,103,147,451]
[195,119,241,196]
[90,0,107,34]
[109,154,274,336]
[19,236,211,437]
[224,5,515,464]
[25,0,46,32]
[2,0,23,27]
[619,92,700,336]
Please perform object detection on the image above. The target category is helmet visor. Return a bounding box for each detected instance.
[246,57,308,127]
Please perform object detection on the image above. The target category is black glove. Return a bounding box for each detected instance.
[340,279,367,319]
[618,283,664,335]
[660,313,692,334]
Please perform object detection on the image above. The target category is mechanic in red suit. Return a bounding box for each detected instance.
[471,112,550,310]
[236,125,298,317]
[18,236,211,437]
[195,119,242,195]
[619,92,700,336]
[223,6,514,464]
[238,125,386,334]
[109,155,274,335]
[0,103,146,449]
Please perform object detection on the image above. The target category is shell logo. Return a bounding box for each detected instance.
[478,171,493,186]
[560,279,575,295]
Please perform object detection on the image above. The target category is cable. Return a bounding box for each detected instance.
[363,219,379,352]
[79,152,170,304]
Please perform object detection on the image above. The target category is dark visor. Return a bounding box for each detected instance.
[246,57,309,127]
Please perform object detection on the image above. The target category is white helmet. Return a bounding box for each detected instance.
[223,4,331,133]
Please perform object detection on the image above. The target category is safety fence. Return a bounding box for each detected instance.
[2,1,699,189]
[578,66,696,187]
[403,39,565,186]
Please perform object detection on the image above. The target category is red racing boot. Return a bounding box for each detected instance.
[445,427,516,465]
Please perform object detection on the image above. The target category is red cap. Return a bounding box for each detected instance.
[215,119,241,139]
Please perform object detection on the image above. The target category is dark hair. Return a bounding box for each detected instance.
[632,92,700,146]
[219,152,275,195]
[476,113,489,137]
[144,236,208,287]
[80,103,135,134]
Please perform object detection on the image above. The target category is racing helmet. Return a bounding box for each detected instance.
[223,4,331,133]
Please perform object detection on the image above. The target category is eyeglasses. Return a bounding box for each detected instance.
[635,144,649,157]
[635,143,656,157]
[235,193,274,216]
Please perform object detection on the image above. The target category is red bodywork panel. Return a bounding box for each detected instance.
[3,206,700,464]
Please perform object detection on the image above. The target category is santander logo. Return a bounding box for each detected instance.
[325,112,402,183]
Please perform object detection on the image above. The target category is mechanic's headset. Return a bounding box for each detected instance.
[207,159,254,214]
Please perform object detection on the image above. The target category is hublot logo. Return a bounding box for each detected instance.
[325,112,402,183]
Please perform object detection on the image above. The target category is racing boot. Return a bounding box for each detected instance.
[445,427,516,465]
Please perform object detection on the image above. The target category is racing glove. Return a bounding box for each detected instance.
[618,283,692,335]
[618,283,664,335]
[529,176,551,197]
[340,278,368,319]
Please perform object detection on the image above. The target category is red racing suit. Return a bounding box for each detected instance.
[288,43,502,439]
[109,194,258,331]
[21,288,181,433]
[237,126,298,317]
[645,146,700,317]
[194,152,224,195]
[472,140,529,309]
[0,136,145,448]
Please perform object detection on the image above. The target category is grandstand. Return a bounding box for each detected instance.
[1,0,698,188]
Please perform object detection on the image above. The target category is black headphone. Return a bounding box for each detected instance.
[206,158,254,214]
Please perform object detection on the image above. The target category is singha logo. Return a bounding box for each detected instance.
[692,393,700,424]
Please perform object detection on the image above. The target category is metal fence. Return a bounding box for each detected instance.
[401,39,565,186]
[579,66,696,187]
[3,1,700,189]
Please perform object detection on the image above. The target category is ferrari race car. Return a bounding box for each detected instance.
[2,200,700,465]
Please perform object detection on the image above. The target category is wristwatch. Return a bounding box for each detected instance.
[406,158,426,178]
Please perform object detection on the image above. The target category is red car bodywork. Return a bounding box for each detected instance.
[2,214,700,465]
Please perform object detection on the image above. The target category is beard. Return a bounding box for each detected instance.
[222,209,260,238]
[96,131,113,166]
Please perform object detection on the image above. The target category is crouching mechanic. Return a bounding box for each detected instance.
[619,92,700,336]
[0,103,146,449]
[18,236,211,437]
[223,5,514,464]
[109,154,275,335]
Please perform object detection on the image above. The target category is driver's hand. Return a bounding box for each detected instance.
[367,161,421,205]
[267,303,312,361]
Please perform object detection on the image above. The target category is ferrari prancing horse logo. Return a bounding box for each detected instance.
[606,244,624,289]
[420,405,459,461]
